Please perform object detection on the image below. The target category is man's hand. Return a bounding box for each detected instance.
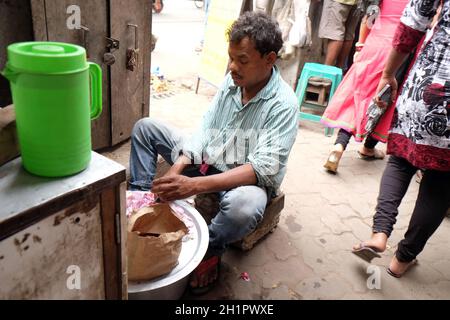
[165,155,191,177]
[151,175,199,202]
[152,163,257,202]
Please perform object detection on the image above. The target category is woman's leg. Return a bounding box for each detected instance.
[363,135,378,149]
[353,156,416,253]
[324,129,352,173]
[359,135,385,159]
[334,129,352,150]
[372,155,417,238]
[388,168,450,276]
[395,169,450,262]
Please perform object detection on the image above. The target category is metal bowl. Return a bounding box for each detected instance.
[128,200,208,300]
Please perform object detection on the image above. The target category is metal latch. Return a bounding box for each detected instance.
[104,37,120,66]
[126,24,140,71]
[106,37,120,52]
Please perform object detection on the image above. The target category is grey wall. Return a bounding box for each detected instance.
[0,0,34,107]
[297,0,326,77]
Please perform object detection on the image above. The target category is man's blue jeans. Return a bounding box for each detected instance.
[129,118,268,256]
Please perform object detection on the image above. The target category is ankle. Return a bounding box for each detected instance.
[333,144,344,153]
[370,232,388,250]
[361,146,374,154]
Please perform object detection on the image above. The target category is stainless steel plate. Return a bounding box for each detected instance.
[128,200,208,300]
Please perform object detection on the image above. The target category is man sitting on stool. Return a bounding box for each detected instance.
[129,11,298,294]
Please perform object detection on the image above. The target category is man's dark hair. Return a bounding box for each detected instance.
[227,11,283,57]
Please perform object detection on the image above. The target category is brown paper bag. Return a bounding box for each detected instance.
[127,203,188,282]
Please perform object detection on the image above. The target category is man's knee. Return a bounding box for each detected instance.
[133,117,158,135]
[221,187,267,228]
[132,118,169,143]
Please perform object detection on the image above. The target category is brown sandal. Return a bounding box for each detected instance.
[358,148,385,160]
[387,259,418,278]
[352,243,382,263]
[324,150,343,173]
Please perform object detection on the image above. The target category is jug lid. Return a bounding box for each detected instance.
[6,42,88,75]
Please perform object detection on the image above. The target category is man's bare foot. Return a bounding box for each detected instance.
[189,255,220,295]
[387,255,418,278]
[189,266,218,288]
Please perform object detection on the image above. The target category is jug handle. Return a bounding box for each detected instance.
[88,62,102,120]
[1,65,18,83]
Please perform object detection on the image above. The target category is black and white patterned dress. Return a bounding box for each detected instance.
[388,0,450,171]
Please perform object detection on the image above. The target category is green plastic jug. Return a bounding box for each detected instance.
[2,42,102,177]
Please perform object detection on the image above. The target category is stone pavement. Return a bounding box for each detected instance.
[102,0,450,300]
[104,91,450,300]
[103,74,450,301]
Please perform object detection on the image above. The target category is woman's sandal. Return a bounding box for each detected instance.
[387,259,418,278]
[352,243,382,263]
[189,255,221,295]
[358,148,385,161]
[324,150,343,173]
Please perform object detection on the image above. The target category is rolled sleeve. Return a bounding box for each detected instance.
[247,104,298,189]
[392,22,426,53]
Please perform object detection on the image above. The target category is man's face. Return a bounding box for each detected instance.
[228,37,274,89]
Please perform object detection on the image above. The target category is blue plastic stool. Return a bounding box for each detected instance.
[295,63,343,136]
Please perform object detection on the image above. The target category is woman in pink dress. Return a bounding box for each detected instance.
[321,0,410,173]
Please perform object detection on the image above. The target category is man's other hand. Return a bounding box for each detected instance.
[151,175,199,202]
